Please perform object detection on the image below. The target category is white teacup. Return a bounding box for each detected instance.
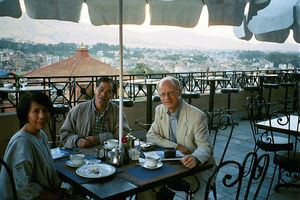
[70,154,85,165]
[104,139,118,149]
[145,156,159,167]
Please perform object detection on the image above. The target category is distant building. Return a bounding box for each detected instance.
[27,47,120,77]
[26,47,121,103]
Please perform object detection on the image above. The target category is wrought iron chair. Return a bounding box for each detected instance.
[48,103,70,148]
[204,152,270,200]
[245,97,296,198]
[212,114,235,165]
[209,113,236,199]
[0,158,18,200]
[267,111,300,195]
[244,96,293,154]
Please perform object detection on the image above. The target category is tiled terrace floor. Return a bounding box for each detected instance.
[170,119,300,200]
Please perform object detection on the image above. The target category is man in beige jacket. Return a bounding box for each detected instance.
[141,76,215,200]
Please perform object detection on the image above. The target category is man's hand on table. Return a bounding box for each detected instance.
[180,155,199,168]
[77,136,97,148]
[86,136,98,146]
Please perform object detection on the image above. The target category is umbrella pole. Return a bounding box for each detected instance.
[119,0,124,149]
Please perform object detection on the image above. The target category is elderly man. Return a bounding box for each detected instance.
[60,77,131,148]
[144,76,215,200]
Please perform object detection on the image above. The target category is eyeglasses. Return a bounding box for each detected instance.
[159,91,177,98]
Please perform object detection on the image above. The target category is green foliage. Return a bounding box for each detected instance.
[128,63,152,74]
[160,54,182,60]
[0,38,76,56]
[127,63,169,75]
[264,52,299,68]
[191,54,209,63]
[89,43,119,54]
[238,50,265,61]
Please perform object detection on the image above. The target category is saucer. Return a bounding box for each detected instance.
[141,161,163,169]
[66,160,84,168]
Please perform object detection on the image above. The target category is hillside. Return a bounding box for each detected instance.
[0,13,298,52]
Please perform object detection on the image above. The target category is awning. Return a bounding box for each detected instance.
[233,0,299,43]
[1,0,299,44]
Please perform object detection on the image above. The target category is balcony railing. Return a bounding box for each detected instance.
[0,69,297,112]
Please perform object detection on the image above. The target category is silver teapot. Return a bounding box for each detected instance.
[109,147,124,166]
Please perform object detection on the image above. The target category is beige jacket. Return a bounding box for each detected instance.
[147,100,214,164]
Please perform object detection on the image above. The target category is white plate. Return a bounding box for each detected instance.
[140,161,163,169]
[66,160,85,168]
[76,163,116,178]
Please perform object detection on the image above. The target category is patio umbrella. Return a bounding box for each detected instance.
[0,0,299,146]
[1,0,299,43]
[233,0,299,43]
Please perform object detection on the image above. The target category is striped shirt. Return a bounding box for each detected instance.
[92,100,108,135]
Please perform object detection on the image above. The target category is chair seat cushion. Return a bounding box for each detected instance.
[274,151,300,172]
[256,135,293,151]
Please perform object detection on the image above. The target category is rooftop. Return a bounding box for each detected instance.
[26,48,120,77]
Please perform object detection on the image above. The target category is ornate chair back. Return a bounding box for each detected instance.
[268,111,300,193]
[212,114,235,164]
[204,152,270,200]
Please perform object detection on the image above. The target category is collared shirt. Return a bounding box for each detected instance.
[167,99,183,143]
[92,99,109,135]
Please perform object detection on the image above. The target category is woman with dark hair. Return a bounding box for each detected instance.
[0,92,68,200]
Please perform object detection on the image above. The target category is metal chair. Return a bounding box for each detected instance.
[245,99,294,199]
[209,114,236,199]
[212,114,235,164]
[244,96,293,154]
[267,111,300,194]
[204,152,270,200]
[0,158,18,200]
[48,104,70,148]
